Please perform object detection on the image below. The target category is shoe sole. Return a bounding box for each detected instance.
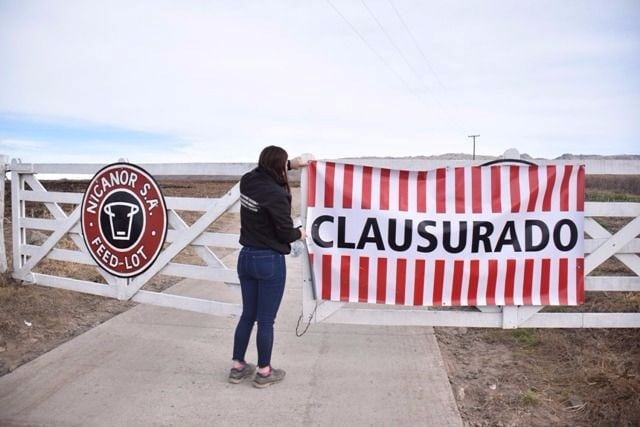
[253,379,283,388]
[253,375,285,388]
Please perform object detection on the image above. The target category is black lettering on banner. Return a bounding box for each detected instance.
[417,220,437,253]
[388,219,412,251]
[309,213,578,254]
[443,221,467,254]
[525,220,549,251]
[337,216,356,249]
[553,219,578,251]
[495,220,522,252]
[357,218,385,250]
[471,221,494,253]
[311,215,334,248]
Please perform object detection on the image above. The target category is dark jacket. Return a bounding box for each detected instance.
[239,167,301,254]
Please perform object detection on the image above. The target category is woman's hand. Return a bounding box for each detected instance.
[289,153,315,169]
[299,227,307,240]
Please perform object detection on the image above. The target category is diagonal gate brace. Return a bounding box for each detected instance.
[125,183,241,299]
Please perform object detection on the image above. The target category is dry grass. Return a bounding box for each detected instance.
[437,326,640,425]
[587,175,640,197]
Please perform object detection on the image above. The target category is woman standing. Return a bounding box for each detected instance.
[229,146,310,388]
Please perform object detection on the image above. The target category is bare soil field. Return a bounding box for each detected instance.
[1,175,639,426]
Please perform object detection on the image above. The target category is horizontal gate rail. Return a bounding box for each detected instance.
[29,273,117,298]
[8,161,255,177]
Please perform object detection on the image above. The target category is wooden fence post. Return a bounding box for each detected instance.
[0,154,8,272]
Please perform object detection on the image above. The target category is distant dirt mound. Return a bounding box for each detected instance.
[342,152,639,161]
[555,153,640,160]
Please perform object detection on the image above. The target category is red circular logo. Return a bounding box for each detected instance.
[81,163,167,278]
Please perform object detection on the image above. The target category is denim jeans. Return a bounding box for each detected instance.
[232,246,286,368]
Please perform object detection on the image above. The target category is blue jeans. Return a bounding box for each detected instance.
[232,246,286,368]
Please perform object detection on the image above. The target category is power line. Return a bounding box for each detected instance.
[385,0,471,136]
[325,0,414,93]
[325,0,467,135]
[359,0,466,134]
[387,0,447,91]
[360,0,429,93]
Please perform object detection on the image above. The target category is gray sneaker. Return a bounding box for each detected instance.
[253,367,286,388]
[228,363,256,384]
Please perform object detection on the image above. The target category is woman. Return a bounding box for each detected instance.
[229,146,310,388]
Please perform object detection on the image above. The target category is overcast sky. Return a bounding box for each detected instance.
[1,0,638,163]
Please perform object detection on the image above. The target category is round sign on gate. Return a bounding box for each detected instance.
[81,163,167,278]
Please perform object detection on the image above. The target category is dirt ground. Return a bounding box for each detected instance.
[1,176,639,426]
[436,324,640,426]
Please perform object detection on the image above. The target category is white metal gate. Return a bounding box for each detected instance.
[5,159,253,316]
[300,158,640,328]
[3,156,639,328]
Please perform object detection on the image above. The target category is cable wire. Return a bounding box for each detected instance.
[325,0,414,93]
[387,0,447,91]
[383,0,469,133]
[326,0,468,134]
[360,0,431,93]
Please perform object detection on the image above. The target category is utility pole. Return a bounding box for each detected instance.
[468,135,479,160]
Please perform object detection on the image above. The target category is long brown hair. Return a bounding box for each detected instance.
[258,145,290,194]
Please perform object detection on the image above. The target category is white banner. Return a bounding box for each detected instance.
[305,161,585,306]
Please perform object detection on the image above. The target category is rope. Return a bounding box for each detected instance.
[296,301,318,337]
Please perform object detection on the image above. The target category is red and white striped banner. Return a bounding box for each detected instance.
[305,161,585,306]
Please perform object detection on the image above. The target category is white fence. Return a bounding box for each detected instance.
[2,156,639,328]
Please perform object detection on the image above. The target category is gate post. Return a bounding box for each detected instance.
[11,158,27,275]
[116,278,128,300]
[300,166,315,317]
[502,306,518,329]
[0,154,8,272]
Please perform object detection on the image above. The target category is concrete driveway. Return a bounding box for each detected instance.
[0,254,462,427]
